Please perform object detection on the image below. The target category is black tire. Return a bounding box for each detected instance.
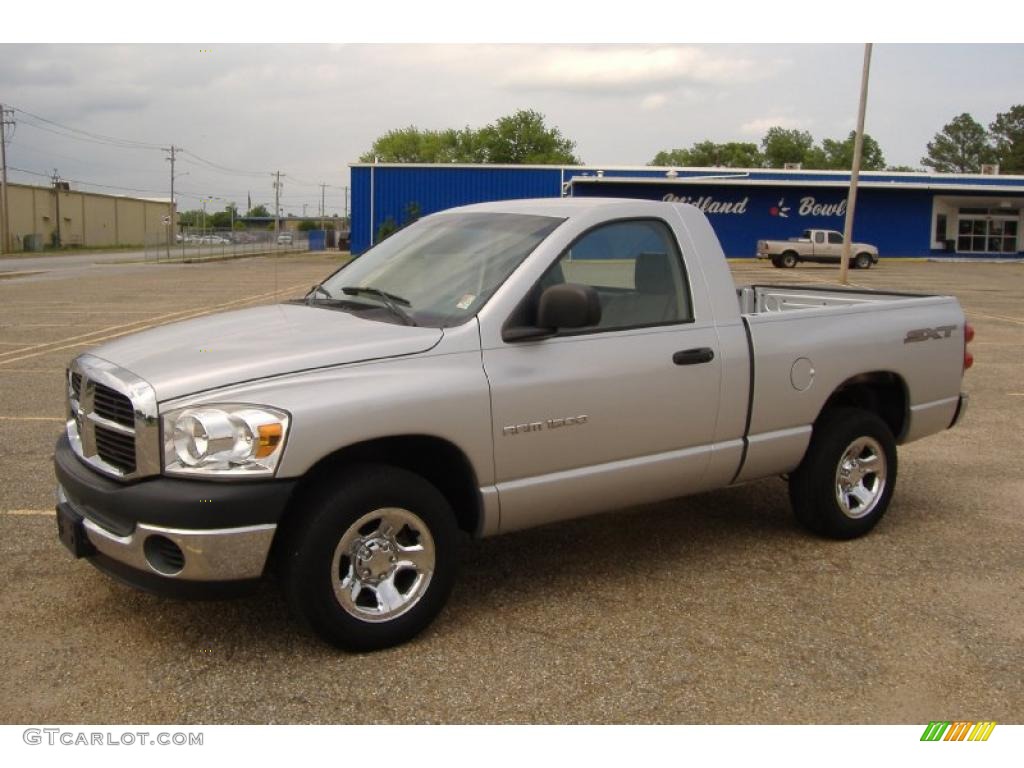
[788,407,898,540]
[854,252,872,270]
[770,256,783,268]
[280,463,458,651]
[781,251,798,268]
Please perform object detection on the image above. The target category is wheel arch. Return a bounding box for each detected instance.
[815,371,909,442]
[283,434,483,537]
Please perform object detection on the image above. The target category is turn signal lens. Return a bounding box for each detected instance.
[256,423,283,458]
[964,323,975,343]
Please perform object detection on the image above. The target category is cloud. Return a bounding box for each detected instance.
[740,116,807,135]
[504,46,771,94]
[641,93,668,111]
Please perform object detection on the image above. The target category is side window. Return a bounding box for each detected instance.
[814,231,825,244]
[827,232,844,244]
[539,219,693,332]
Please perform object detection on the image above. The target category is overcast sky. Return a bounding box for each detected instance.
[0,43,1022,215]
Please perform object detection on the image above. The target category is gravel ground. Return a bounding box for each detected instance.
[0,254,1020,724]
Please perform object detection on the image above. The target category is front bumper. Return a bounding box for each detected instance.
[54,433,297,594]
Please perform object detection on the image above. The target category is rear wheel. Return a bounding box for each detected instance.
[781,251,798,268]
[854,252,872,269]
[281,464,458,651]
[789,407,897,539]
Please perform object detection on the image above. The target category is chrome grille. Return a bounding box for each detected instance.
[94,424,137,473]
[66,355,159,481]
[93,383,135,428]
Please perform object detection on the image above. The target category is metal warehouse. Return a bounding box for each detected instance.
[349,164,1024,259]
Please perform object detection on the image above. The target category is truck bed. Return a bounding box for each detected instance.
[737,284,933,315]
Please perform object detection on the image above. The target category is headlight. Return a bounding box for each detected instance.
[162,404,290,477]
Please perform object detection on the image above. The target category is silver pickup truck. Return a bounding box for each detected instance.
[54,198,971,651]
[757,228,880,269]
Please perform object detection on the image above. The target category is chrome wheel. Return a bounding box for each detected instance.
[330,507,435,623]
[834,436,887,519]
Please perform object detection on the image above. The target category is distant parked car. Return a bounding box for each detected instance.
[277,233,294,245]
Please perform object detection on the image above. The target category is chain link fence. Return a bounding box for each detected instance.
[143,227,310,262]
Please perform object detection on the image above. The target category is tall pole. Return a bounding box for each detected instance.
[164,144,178,261]
[273,171,282,238]
[839,43,873,285]
[319,182,326,230]
[0,104,13,254]
[51,169,62,249]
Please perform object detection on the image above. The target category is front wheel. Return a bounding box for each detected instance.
[280,464,458,651]
[781,251,798,268]
[854,252,872,269]
[789,408,897,539]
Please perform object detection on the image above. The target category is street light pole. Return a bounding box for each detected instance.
[839,43,873,285]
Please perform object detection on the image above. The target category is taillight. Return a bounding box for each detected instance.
[963,322,974,371]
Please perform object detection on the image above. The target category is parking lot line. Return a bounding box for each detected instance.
[1,509,55,516]
[0,281,308,367]
[0,416,64,421]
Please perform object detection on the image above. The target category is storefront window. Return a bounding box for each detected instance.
[957,214,1019,253]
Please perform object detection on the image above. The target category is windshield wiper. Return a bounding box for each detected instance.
[340,286,417,326]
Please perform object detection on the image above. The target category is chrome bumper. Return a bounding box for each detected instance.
[58,486,276,581]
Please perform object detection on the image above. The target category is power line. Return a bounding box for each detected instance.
[12,106,164,150]
[179,149,269,178]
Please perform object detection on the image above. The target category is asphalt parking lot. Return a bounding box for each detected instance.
[0,253,1021,724]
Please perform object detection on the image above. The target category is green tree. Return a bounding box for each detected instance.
[806,132,886,171]
[989,105,1024,174]
[359,126,462,163]
[475,109,580,164]
[761,127,815,168]
[360,110,580,165]
[247,203,270,217]
[209,204,238,229]
[921,113,994,173]
[651,141,762,168]
[177,209,204,227]
[886,165,920,172]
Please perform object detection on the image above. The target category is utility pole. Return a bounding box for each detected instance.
[51,169,62,249]
[319,182,327,230]
[272,171,282,238]
[0,104,13,254]
[344,186,349,228]
[164,144,178,260]
[839,43,873,285]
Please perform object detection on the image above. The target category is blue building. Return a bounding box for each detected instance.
[349,163,1024,259]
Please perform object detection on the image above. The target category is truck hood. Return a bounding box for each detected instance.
[87,303,443,401]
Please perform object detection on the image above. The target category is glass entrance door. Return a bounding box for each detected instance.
[957,214,1019,254]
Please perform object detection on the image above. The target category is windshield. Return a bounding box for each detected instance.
[316,212,563,327]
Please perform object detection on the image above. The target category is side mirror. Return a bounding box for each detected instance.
[503,283,602,342]
[538,283,602,330]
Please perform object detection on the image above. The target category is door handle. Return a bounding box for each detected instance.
[673,347,715,366]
